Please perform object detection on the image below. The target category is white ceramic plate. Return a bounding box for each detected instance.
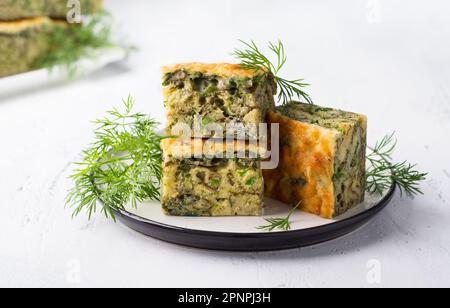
[0,47,128,99]
[113,185,396,251]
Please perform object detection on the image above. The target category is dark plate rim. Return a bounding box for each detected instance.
[110,184,396,238]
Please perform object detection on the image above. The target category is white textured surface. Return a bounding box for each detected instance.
[0,47,128,99]
[1,0,449,288]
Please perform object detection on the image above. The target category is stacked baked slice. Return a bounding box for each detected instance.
[161,63,276,216]
[161,138,268,216]
[0,0,103,77]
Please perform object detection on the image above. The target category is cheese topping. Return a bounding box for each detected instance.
[162,63,262,78]
[264,111,337,218]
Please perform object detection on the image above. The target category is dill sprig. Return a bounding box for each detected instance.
[33,12,116,77]
[233,40,312,105]
[66,96,166,221]
[366,132,428,197]
[257,202,301,232]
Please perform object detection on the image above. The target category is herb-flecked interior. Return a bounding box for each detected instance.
[163,69,276,139]
[162,155,264,217]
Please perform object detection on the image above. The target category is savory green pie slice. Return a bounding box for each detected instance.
[0,0,46,20]
[161,138,266,216]
[263,102,367,219]
[0,17,51,78]
[162,63,277,139]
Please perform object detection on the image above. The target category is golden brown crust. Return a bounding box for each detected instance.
[263,111,337,219]
[0,17,50,34]
[162,63,261,78]
[161,138,267,159]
